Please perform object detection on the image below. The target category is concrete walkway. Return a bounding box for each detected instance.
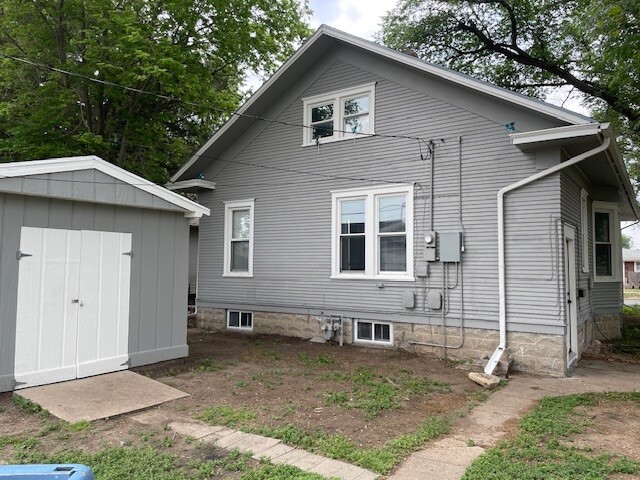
[389,360,640,480]
[132,410,378,480]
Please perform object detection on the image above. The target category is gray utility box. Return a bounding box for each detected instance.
[439,231,463,262]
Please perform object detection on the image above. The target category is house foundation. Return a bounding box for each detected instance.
[592,313,622,341]
[197,308,567,376]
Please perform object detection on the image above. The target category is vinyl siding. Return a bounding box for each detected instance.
[0,193,189,386]
[0,169,185,212]
[196,47,567,336]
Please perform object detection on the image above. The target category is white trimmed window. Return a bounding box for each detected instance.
[354,320,392,346]
[227,310,253,330]
[302,83,375,145]
[593,202,621,282]
[223,199,254,277]
[580,189,589,272]
[331,184,414,280]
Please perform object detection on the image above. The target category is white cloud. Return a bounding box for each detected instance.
[309,0,397,40]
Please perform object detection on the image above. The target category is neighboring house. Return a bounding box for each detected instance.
[0,156,209,392]
[168,26,639,376]
[622,249,640,287]
[189,217,199,304]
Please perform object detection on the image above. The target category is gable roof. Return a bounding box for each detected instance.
[171,24,594,182]
[0,155,209,218]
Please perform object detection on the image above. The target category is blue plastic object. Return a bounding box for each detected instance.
[0,465,94,479]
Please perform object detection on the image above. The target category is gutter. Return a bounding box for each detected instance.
[484,129,611,375]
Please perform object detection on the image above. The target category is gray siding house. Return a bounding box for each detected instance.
[170,26,638,376]
[0,156,209,392]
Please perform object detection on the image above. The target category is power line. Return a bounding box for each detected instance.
[2,53,431,143]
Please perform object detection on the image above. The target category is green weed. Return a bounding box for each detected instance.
[12,396,48,417]
[66,420,91,432]
[197,405,257,428]
[462,392,640,479]
[252,416,449,474]
[298,352,337,368]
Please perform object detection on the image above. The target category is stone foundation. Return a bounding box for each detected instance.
[197,307,567,376]
[593,313,622,341]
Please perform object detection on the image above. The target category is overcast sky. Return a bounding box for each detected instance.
[308,0,396,40]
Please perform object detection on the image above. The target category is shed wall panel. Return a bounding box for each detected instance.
[0,192,189,389]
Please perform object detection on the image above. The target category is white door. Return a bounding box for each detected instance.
[14,227,132,388]
[564,225,579,367]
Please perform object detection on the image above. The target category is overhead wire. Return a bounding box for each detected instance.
[1,53,457,187]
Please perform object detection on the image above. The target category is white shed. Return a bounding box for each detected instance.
[0,156,209,391]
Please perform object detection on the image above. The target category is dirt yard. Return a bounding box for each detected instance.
[138,330,484,448]
[0,330,486,476]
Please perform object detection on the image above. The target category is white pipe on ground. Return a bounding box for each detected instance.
[484,130,611,375]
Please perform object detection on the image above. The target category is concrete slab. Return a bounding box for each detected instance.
[16,371,188,423]
[274,448,314,466]
[252,443,295,461]
[286,452,327,470]
[215,431,252,450]
[309,459,379,480]
[168,421,223,440]
[228,433,281,455]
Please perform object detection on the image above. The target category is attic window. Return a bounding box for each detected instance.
[302,83,375,145]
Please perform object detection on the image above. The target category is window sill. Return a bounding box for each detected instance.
[302,132,373,147]
[353,340,394,348]
[227,326,253,332]
[330,274,415,282]
[593,277,622,283]
[223,273,254,278]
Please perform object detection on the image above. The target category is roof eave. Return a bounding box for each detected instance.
[172,24,593,182]
[0,155,210,218]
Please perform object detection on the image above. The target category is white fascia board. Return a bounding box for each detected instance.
[171,27,330,182]
[0,155,210,217]
[510,123,603,145]
[320,26,593,126]
[172,25,592,182]
[165,179,217,191]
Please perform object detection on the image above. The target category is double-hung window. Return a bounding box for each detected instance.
[224,199,254,277]
[302,83,375,145]
[593,202,621,282]
[331,184,414,280]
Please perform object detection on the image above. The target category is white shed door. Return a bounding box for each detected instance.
[14,227,132,388]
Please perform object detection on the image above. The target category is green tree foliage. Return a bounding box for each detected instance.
[622,233,632,249]
[0,0,310,182]
[379,0,640,183]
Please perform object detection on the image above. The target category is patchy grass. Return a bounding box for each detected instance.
[240,462,331,480]
[197,406,257,428]
[252,416,450,474]
[193,357,238,373]
[298,352,337,368]
[12,395,48,417]
[462,392,640,479]
[322,367,451,419]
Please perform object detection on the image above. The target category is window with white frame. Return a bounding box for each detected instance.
[302,83,375,145]
[580,189,589,272]
[331,184,414,280]
[635,261,640,272]
[593,202,621,281]
[227,310,253,330]
[223,199,254,276]
[354,320,392,345]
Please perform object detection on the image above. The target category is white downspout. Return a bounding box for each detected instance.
[484,132,611,375]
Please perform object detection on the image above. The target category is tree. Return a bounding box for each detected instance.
[379,0,640,184]
[0,0,310,183]
[622,233,632,249]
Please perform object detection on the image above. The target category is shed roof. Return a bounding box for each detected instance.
[0,156,209,218]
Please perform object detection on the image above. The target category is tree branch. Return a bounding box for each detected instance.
[455,20,640,124]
